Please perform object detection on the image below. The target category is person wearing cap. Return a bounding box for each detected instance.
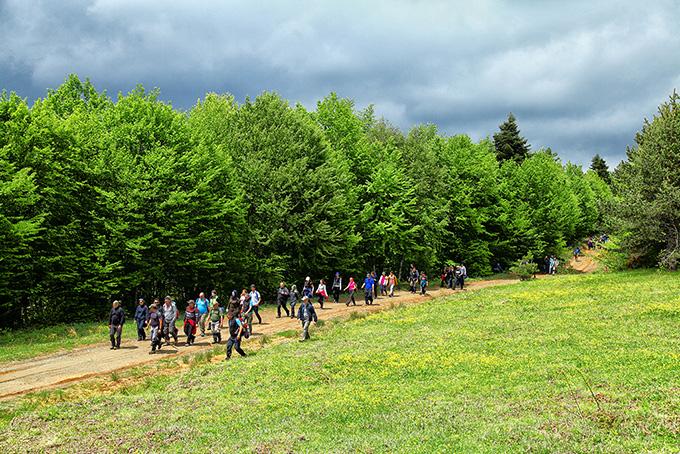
[146,304,163,354]
[249,284,262,324]
[297,296,318,341]
[331,272,342,304]
[108,300,125,350]
[134,298,148,341]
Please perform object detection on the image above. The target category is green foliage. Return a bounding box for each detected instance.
[611,91,680,269]
[0,76,605,327]
[509,253,539,280]
[493,112,530,163]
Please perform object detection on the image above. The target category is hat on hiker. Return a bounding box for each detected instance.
[302,296,309,301]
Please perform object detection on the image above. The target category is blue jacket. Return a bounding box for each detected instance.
[134,304,148,328]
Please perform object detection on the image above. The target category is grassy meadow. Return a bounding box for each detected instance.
[1,271,678,452]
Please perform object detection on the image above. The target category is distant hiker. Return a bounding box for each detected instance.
[209,301,223,344]
[315,279,328,309]
[409,264,419,293]
[289,284,300,319]
[225,313,246,360]
[210,289,220,308]
[302,277,314,300]
[331,272,342,304]
[587,237,594,250]
[298,296,318,341]
[109,300,125,350]
[362,272,375,305]
[446,266,454,289]
[454,264,467,290]
[573,247,581,261]
[146,304,163,354]
[183,299,200,346]
[379,272,387,296]
[195,292,210,337]
[371,271,379,299]
[134,298,148,341]
[344,277,357,306]
[240,289,253,336]
[227,290,241,321]
[249,284,262,324]
[388,271,397,297]
[161,296,179,345]
[277,281,291,318]
[419,272,428,295]
[553,257,560,274]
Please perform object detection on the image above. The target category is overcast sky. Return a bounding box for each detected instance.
[2,0,679,165]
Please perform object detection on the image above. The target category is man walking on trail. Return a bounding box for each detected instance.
[573,246,581,262]
[362,272,375,305]
[249,284,262,324]
[109,300,125,350]
[454,264,467,290]
[225,312,246,360]
[195,292,210,337]
[276,281,291,318]
[134,298,148,341]
[409,264,419,293]
[161,296,179,345]
[208,301,223,344]
[146,303,163,354]
[331,272,342,304]
[298,296,318,341]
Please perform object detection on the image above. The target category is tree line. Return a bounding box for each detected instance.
[0,75,611,327]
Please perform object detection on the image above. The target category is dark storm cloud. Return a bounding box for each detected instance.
[1,0,679,165]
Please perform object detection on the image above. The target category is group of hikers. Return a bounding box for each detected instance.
[108,265,470,360]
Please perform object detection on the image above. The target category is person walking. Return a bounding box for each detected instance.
[362,272,375,305]
[454,264,467,290]
[249,284,262,324]
[298,296,318,341]
[388,271,397,297]
[134,298,148,341]
[289,284,300,319]
[344,277,357,306]
[371,271,379,300]
[208,301,224,344]
[276,282,291,318]
[108,300,125,350]
[379,272,387,296]
[331,272,342,304]
[146,303,163,354]
[302,277,314,300]
[240,289,253,336]
[195,292,210,337]
[225,312,246,360]
[183,299,200,346]
[161,296,179,345]
[419,272,428,295]
[409,264,419,293]
[226,290,241,321]
[315,279,328,309]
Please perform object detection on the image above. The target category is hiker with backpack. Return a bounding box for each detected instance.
[409,264,419,293]
[208,301,223,344]
[331,272,342,303]
[195,292,210,337]
[249,284,263,324]
[419,272,428,295]
[146,303,163,354]
[315,279,328,309]
[361,272,375,305]
[289,284,300,319]
[344,277,357,306]
[183,299,200,346]
[134,298,148,341]
[276,281,291,318]
[225,312,247,360]
[161,296,179,345]
[298,296,318,341]
[109,300,125,350]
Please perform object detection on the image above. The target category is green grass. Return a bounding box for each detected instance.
[0,322,138,363]
[1,270,678,452]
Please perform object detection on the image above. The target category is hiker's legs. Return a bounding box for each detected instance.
[136,323,145,340]
[226,337,234,359]
[254,306,262,324]
[199,313,208,335]
[389,284,395,297]
[290,302,297,318]
[333,287,340,303]
[184,323,193,344]
[109,325,117,348]
[234,339,246,357]
[318,295,324,309]
[301,320,310,341]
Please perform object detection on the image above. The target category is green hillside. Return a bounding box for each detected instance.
[2,271,678,452]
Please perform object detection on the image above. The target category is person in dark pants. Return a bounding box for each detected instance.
[249,284,262,324]
[289,285,300,319]
[331,272,342,303]
[109,300,125,350]
[362,272,375,305]
[146,304,163,354]
[134,298,148,341]
[298,296,318,341]
[225,314,246,360]
[183,299,200,346]
[344,277,357,306]
[276,281,290,318]
[455,264,467,290]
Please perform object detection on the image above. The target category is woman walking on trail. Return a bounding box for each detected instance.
[225,312,246,361]
[249,284,262,324]
[419,272,428,295]
[276,282,291,318]
[344,277,357,306]
[134,298,148,341]
[183,300,200,346]
[227,290,241,321]
[161,296,179,345]
[109,300,125,350]
[298,296,318,341]
[146,303,163,354]
[379,272,387,296]
[208,301,223,344]
[388,271,397,297]
[302,277,314,300]
[240,289,253,335]
[331,272,342,304]
[289,284,300,318]
[316,279,328,309]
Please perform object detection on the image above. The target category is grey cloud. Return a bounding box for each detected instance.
[1,0,679,165]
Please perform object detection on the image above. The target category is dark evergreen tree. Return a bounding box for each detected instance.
[590,153,611,184]
[493,113,530,163]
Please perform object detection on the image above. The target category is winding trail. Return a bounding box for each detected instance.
[0,279,515,399]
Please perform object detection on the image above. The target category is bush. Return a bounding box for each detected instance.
[509,253,539,280]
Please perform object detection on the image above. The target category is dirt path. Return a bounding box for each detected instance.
[0,279,516,399]
[569,247,599,273]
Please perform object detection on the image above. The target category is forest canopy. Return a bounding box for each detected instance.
[0,75,611,326]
